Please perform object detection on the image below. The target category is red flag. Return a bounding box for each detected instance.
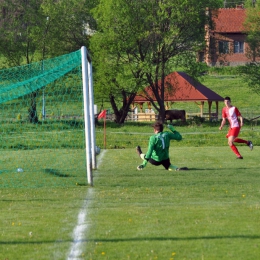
[98,110,106,119]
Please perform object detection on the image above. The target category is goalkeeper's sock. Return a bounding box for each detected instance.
[168,164,178,171]
[140,154,146,160]
[142,160,148,167]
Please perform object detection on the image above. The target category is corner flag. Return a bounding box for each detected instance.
[98,110,106,119]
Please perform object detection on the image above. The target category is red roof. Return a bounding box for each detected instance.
[211,8,246,33]
[134,71,224,103]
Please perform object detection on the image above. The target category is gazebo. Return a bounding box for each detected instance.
[132,71,224,120]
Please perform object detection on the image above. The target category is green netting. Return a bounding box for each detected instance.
[0,50,81,104]
[0,50,87,188]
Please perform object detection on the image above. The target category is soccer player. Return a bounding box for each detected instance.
[136,121,188,171]
[219,96,253,159]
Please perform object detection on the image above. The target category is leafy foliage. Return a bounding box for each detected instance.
[243,1,260,61]
[237,62,260,95]
[0,0,94,67]
[91,0,221,123]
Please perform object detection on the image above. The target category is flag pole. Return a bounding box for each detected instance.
[98,109,107,150]
[104,117,106,149]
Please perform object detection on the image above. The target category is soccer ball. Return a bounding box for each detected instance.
[95,146,101,155]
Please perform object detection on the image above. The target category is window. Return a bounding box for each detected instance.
[219,41,229,54]
[234,41,244,53]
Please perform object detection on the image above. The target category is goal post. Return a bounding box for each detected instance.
[81,46,96,186]
[0,47,97,188]
[87,51,97,171]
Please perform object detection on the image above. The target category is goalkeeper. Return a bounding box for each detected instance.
[136,121,188,171]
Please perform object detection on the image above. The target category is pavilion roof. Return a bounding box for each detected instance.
[133,71,224,103]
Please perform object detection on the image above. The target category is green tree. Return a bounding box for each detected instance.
[237,0,260,95]
[39,0,96,57]
[0,0,96,122]
[243,0,260,61]
[237,63,260,94]
[0,0,43,67]
[0,0,45,122]
[0,0,96,64]
[90,0,149,123]
[91,0,220,123]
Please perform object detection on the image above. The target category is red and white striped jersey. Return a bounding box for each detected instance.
[222,106,241,128]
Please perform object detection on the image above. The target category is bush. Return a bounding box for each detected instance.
[208,66,239,75]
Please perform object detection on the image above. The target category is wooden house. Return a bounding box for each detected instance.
[200,6,259,66]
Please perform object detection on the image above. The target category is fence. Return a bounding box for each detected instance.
[103,108,260,122]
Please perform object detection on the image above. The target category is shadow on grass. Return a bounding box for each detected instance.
[43,168,72,178]
[186,167,248,171]
[1,234,260,245]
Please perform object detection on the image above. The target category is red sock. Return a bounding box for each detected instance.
[230,144,241,157]
[234,138,248,144]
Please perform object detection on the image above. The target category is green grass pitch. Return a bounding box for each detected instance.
[1,145,260,260]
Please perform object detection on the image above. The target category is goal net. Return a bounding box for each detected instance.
[0,47,95,188]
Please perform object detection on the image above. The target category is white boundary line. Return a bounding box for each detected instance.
[67,150,107,260]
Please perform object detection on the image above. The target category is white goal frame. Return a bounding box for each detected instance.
[81,46,96,186]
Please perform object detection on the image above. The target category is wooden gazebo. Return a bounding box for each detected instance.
[132,71,224,120]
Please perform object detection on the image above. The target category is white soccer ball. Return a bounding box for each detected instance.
[95,146,101,155]
[17,168,24,173]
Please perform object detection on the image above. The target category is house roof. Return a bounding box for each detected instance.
[211,8,246,33]
[133,71,224,103]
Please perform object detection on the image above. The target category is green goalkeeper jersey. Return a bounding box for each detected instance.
[145,126,182,162]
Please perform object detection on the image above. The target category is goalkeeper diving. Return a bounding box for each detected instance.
[136,121,188,171]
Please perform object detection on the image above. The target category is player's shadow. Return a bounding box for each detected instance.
[1,234,260,245]
[91,234,260,243]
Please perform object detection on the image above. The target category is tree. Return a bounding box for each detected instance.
[243,0,260,61]
[91,49,146,124]
[91,0,220,123]
[0,0,96,122]
[0,0,96,64]
[0,0,46,122]
[237,63,260,94]
[90,0,150,123]
[39,0,96,57]
[237,0,260,94]
[0,0,43,67]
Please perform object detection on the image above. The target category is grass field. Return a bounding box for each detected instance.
[95,121,259,149]
[86,147,260,260]
[1,130,260,259]
[1,72,260,259]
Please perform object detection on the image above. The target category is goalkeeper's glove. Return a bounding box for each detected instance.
[137,158,149,170]
[167,124,176,132]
